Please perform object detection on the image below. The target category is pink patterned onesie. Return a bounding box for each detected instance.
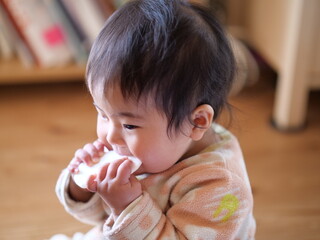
[55,124,256,239]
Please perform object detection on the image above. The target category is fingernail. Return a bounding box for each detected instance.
[99,151,105,157]
[87,161,93,167]
[93,157,100,163]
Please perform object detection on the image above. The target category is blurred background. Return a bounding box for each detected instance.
[0,0,319,239]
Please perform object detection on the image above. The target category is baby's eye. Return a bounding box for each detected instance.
[123,124,138,130]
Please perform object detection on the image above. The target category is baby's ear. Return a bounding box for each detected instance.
[189,104,214,141]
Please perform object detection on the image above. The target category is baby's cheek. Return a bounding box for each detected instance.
[96,120,108,143]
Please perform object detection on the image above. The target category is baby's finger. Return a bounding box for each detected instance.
[83,143,100,162]
[116,160,133,184]
[98,163,110,182]
[107,157,128,180]
[93,140,106,155]
[68,157,81,173]
[74,148,92,166]
[87,175,97,192]
[129,175,141,190]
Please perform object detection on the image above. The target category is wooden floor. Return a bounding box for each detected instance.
[0,67,319,240]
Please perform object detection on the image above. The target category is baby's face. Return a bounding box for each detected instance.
[92,85,194,174]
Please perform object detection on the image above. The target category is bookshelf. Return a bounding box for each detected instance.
[0,58,85,84]
[0,0,115,85]
[0,0,216,85]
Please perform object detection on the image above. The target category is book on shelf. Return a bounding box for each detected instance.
[0,0,115,69]
[0,5,14,60]
[58,0,109,46]
[44,0,89,65]
[0,3,34,67]
[113,0,128,9]
[94,0,116,19]
[0,0,73,68]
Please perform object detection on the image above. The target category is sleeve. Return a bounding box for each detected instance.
[102,168,254,240]
[55,168,108,225]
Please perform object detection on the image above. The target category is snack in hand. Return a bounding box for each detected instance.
[72,151,142,189]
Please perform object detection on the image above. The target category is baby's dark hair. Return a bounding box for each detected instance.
[86,0,235,134]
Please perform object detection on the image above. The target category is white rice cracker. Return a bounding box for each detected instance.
[73,151,141,189]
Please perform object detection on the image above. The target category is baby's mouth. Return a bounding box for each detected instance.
[112,146,132,157]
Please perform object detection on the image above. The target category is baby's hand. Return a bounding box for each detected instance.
[87,158,142,217]
[68,140,105,174]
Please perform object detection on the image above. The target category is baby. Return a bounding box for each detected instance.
[53,0,256,239]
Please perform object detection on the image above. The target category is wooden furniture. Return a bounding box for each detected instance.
[243,0,320,131]
[0,58,85,84]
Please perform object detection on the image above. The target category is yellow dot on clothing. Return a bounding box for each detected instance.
[213,194,239,222]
